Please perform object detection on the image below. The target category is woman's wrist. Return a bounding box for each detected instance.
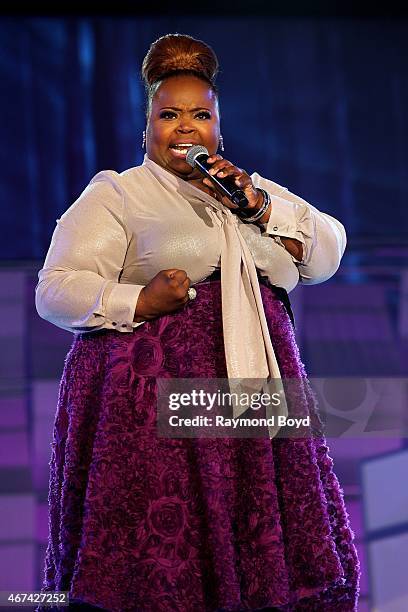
[134,289,148,323]
[253,188,264,211]
[254,189,272,224]
[237,188,271,224]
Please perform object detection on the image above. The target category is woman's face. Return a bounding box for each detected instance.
[146,75,220,180]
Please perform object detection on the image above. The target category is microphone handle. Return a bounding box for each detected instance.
[194,153,249,208]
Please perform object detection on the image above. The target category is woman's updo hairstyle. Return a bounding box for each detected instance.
[141,34,219,118]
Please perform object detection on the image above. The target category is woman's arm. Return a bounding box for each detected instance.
[35,171,145,333]
[251,173,346,284]
[279,237,303,262]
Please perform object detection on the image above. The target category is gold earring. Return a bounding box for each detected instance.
[142,130,146,149]
[219,134,224,151]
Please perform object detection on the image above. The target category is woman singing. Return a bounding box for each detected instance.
[36,33,360,611]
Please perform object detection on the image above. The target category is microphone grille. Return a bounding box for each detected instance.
[185,145,209,168]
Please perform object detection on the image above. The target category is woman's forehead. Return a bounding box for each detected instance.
[152,76,218,110]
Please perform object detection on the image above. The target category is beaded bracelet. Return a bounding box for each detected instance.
[236,188,271,223]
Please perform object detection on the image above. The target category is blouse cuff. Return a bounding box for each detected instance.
[264,196,299,238]
[101,282,146,331]
[70,281,145,332]
[262,196,315,264]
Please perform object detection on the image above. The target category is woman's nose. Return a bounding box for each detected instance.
[177,124,195,133]
[177,116,195,131]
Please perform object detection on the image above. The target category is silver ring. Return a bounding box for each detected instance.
[188,287,197,301]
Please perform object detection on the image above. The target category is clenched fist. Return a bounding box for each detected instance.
[134,269,192,322]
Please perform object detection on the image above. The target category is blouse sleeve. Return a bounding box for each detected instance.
[35,171,145,334]
[251,172,347,285]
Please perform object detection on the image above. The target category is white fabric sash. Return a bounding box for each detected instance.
[143,157,288,437]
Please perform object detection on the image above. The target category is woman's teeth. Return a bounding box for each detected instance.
[170,144,194,157]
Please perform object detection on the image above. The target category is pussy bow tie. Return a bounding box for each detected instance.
[143,156,288,436]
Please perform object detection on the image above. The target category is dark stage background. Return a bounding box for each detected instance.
[2,16,408,259]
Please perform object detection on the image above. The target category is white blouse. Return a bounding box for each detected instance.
[35,154,346,335]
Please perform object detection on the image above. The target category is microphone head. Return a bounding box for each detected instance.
[185,145,209,168]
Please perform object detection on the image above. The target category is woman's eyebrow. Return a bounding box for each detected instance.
[159,106,212,112]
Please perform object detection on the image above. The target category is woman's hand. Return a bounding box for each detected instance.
[134,269,191,322]
[203,154,265,213]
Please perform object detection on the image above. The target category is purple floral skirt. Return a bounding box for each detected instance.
[39,277,360,611]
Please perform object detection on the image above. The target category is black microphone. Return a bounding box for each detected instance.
[185,145,249,208]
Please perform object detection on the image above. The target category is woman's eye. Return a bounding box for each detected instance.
[196,111,211,119]
[159,111,177,119]
[159,110,211,120]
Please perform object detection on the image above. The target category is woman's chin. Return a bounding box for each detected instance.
[166,157,197,178]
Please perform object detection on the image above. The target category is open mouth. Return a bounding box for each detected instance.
[169,143,196,158]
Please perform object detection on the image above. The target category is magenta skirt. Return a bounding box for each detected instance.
[38,277,360,611]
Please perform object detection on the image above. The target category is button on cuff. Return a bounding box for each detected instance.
[105,283,145,333]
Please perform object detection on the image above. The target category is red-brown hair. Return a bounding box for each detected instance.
[141,34,219,117]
